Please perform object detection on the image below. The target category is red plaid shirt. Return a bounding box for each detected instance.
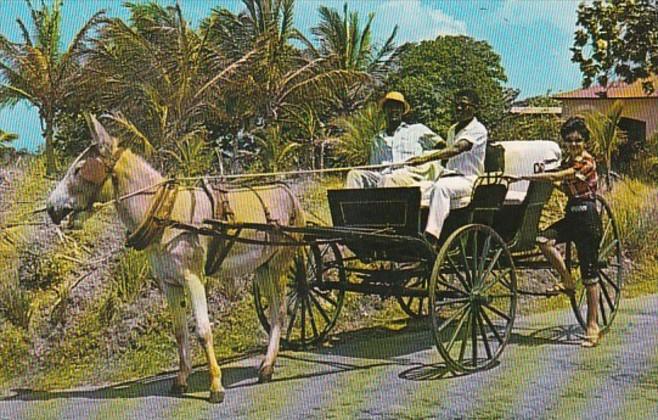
[562,152,597,200]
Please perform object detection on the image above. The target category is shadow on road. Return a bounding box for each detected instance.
[3,319,583,401]
[4,366,256,402]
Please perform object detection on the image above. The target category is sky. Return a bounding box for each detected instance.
[0,0,585,152]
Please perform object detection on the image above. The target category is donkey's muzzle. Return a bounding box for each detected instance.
[47,205,71,225]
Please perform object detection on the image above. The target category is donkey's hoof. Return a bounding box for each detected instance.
[258,365,274,383]
[170,382,188,395]
[209,390,225,404]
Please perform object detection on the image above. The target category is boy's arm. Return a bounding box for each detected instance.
[522,167,575,182]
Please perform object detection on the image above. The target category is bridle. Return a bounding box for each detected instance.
[77,143,178,250]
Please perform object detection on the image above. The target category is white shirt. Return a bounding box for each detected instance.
[369,122,440,165]
[445,117,488,179]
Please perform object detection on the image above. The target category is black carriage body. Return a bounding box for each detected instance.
[327,187,427,262]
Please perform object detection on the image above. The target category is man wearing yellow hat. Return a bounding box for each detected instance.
[345,91,445,189]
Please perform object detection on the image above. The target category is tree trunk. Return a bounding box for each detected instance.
[43,115,55,175]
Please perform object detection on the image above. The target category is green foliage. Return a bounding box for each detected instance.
[0,0,103,173]
[20,252,72,290]
[571,0,658,92]
[333,102,386,165]
[386,35,516,136]
[627,133,658,181]
[112,249,151,304]
[0,129,18,148]
[254,124,301,172]
[0,320,30,384]
[0,273,34,330]
[583,100,626,185]
[605,179,658,256]
[306,3,398,114]
[162,129,214,178]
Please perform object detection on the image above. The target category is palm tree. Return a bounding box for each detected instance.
[334,102,386,166]
[205,0,365,125]
[308,3,398,114]
[83,2,256,174]
[0,0,102,173]
[584,100,627,188]
[253,124,301,172]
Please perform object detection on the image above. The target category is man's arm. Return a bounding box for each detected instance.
[405,139,471,166]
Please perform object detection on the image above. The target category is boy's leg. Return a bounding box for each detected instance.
[577,230,602,343]
[585,281,600,338]
[538,238,576,290]
[537,218,575,290]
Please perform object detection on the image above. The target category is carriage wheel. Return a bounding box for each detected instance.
[430,224,517,373]
[567,195,623,334]
[253,242,346,349]
[396,266,431,318]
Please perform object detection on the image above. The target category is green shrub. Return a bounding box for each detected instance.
[112,249,151,303]
[334,103,386,166]
[0,273,34,330]
[20,252,72,290]
[604,179,658,256]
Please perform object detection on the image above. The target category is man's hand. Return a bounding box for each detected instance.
[419,133,446,150]
[406,155,428,166]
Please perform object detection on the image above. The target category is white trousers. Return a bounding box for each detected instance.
[345,169,383,188]
[425,175,475,239]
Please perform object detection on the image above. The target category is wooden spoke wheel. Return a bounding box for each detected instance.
[253,242,346,349]
[430,224,517,373]
[567,195,623,334]
[396,265,431,318]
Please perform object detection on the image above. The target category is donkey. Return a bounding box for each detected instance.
[46,116,304,403]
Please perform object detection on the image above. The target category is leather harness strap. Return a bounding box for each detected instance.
[126,180,179,250]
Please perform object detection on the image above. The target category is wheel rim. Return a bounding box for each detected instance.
[568,195,623,333]
[396,266,430,318]
[430,224,517,372]
[253,243,346,349]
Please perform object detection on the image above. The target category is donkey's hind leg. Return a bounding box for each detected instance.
[185,271,225,403]
[254,255,289,383]
[163,282,191,395]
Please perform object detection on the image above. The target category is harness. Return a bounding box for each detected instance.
[125,180,179,250]
[80,144,179,251]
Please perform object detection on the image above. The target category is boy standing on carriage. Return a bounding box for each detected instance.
[519,116,602,348]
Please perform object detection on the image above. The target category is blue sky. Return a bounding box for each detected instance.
[0,0,584,151]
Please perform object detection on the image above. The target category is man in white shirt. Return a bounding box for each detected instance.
[405,89,488,241]
[345,91,444,188]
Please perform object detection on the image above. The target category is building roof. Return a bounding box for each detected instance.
[554,76,658,99]
[510,106,562,115]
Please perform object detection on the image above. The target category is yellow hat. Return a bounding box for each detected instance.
[380,91,411,115]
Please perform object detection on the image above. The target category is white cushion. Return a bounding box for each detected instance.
[500,140,561,204]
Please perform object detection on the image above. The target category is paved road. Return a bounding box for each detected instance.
[2,295,658,419]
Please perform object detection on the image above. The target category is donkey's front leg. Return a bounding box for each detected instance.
[186,271,225,404]
[163,283,191,395]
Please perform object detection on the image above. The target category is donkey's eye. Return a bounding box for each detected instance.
[74,165,82,175]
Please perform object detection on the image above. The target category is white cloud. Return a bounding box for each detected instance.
[373,0,468,43]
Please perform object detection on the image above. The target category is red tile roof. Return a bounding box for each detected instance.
[554,76,658,99]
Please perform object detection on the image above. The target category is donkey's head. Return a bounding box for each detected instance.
[46,115,120,225]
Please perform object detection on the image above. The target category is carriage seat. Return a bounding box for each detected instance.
[421,140,562,209]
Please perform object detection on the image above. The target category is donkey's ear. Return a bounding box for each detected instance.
[86,113,116,158]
